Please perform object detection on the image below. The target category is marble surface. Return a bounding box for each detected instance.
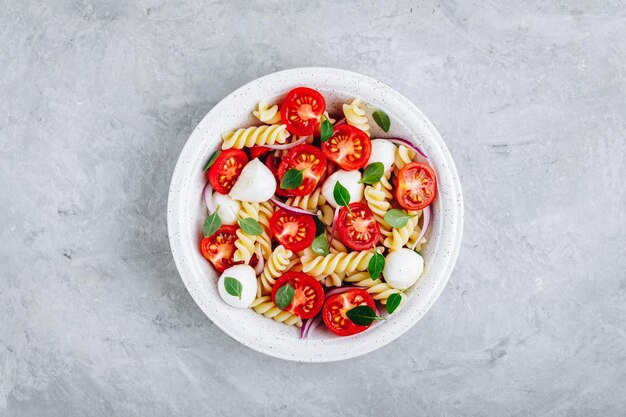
[1,0,624,415]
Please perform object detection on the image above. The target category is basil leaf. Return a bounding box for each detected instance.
[368,251,385,280]
[372,110,391,133]
[224,277,243,299]
[280,168,305,190]
[384,209,415,228]
[311,234,329,256]
[203,150,221,171]
[333,181,351,208]
[238,218,264,236]
[346,305,384,326]
[314,216,326,236]
[275,282,295,310]
[359,162,384,185]
[386,293,402,314]
[320,118,333,142]
[202,209,222,237]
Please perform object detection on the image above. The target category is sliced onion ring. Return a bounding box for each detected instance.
[324,286,355,299]
[333,118,346,126]
[385,137,428,159]
[413,205,431,247]
[262,135,309,150]
[270,197,316,216]
[253,248,265,276]
[300,315,322,339]
[203,182,215,213]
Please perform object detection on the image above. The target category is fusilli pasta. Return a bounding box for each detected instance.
[383,210,420,252]
[253,102,281,124]
[364,173,394,236]
[251,296,302,327]
[343,272,406,305]
[233,202,260,263]
[222,124,289,150]
[342,98,370,135]
[256,201,274,259]
[286,188,326,211]
[258,245,293,295]
[394,144,417,171]
[302,250,374,278]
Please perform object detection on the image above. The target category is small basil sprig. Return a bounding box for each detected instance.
[372,109,391,132]
[203,205,222,237]
[346,305,385,326]
[280,168,306,190]
[333,181,351,212]
[311,233,329,256]
[224,277,243,299]
[238,218,264,236]
[368,246,385,280]
[386,293,402,314]
[203,150,221,171]
[275,282,295,310]
[359,162,384,185]
[320,117,333,142]
[384,209,417,228]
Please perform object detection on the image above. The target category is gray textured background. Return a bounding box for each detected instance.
[1,1,625,416]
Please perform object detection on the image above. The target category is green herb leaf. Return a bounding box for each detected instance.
[275,282,295,310]
[359,162,385,185]
[368,250,385,280]
[386,293,402,314]
[372,110,391,133]
[320,118,333,142]
[202,207,222,237]
[311,234,329,256]
[346,305,385,326]
[224,277,243,299]
[384,209,416,228]
[333,181,351,209]
[280,168,305,190]
[203,150,221,171]
[238,218,264,236]
[314,216,326,236]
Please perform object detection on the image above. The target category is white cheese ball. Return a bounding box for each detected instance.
[321,170,364,208]
[383,249,424,290]
[229,158,276,202]
[367,139,397,172]
[217,264,257,308]
[209,192,241,225]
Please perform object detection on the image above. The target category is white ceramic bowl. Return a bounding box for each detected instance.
[167,68,463,362]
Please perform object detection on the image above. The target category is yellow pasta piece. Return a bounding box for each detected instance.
[344,272,405,305]
[364,173,394,237]
[383,210,420,252]
[253,102,281,124]
[233,202,260,263]
[317,204,334,226]
[221,124,289,149]
[342,98,370,135]
[251,296,302,327]
[258,245,293,295]
[256,201,274,259]
[394,144,417,172]
[286,188,326,211]
[301,250,374,278]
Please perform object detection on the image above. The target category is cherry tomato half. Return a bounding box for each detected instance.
[280,87,326,136]
[200,225,240,272]
[395,162,437,211]
[265,153,294,198]
[207,149,248,194]
[269,209,316,252]
[249,146,271,160]
[277,144,327,197]
[323,289,376,336]
[321,124,371,171]
[271,272,324,319]
[336,203,381,251]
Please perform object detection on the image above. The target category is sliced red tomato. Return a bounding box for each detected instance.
[336,203,381,251]
[269,209,316,252]
[323,289,376,336]
[249,146,271,160]
[207,149,248,194]
[396,162,437,210]
[199,225,239,272]
[271,272,324,319]
[265,153,294,198]
[321,124,371,171]
[277,144,327,196]
[280,87,326,136]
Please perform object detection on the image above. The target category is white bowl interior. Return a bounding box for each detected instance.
[168,68,463,362]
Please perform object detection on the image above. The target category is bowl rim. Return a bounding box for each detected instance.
[167,67,464,362]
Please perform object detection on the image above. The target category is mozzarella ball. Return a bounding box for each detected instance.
[367,139,397,172]
[209,192,241,225]
[383,249,424,290]
[217,264,257,308]
[229,158,276,202]
[321,170,364,208]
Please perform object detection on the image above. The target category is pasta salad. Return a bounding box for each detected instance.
[200,87,437,337]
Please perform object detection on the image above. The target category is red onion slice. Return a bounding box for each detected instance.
[263,135,308,150]
[385,137,428,159]
[270,198,316,216]
[253,248,265,276]
[324,286,355,298]
[300,315,323,339]
[414,205,431,247]
[333,118,346,126]
[203,182,215,213]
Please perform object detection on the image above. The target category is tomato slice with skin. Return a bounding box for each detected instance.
[323,289,377,336]
[396,162,438,211]
[269,209,316,252]
[280,87,326,136]
[249,146,271,160]
[207,149,248,194]
[321,124,372,171]
[265,153,294,198]
[271,272,324,319]
[200,225,240,272]
[278,144,327,197]
[336,202,381,251]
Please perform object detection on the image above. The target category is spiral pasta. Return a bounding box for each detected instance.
[317,204,335,226]
[253,102,281,124]
[221,124,289,150]
[256,201,274,259]
[302,250,374,278]
[407,213,427,251]
[233,202,260,263]
[286,188,326,211]
[258,245,293,295]
[364,173,394,236]
[344,272,405,305]
[343,98,370,135]
[383,210,420,252]
[323,272,344,287]
[251,296,302,327]
[394,144,417,171]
